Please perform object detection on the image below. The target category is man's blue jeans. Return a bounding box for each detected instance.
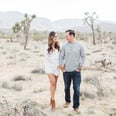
[63,71,81,109]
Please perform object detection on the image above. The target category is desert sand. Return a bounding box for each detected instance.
[0,38,116,116]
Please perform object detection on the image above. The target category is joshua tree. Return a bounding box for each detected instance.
[12,22,21,41]
[83,12,98,45]
[12,14,36,49]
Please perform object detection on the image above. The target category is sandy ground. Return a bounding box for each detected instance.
[0,38,116,116]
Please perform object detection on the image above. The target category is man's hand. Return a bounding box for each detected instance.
[58,65,65,72]
[76,66,83,72]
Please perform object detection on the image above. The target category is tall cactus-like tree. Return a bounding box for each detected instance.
[12,14,36,49]
[83,12,98,45]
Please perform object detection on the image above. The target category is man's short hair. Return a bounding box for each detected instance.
[65,29,75,37]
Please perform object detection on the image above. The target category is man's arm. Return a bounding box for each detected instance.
[59,46,65,71]
[79,45,86,70]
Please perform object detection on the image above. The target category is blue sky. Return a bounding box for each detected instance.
[0,0,115,22]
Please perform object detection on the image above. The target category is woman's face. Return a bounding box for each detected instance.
[52,34,58,43]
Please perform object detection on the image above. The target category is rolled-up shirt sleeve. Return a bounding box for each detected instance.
[79,45,86,66]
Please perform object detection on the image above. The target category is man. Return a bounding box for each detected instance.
[59,29,86,113]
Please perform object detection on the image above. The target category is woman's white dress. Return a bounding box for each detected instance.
[44,48,60,76]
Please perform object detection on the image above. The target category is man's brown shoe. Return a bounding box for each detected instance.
[74,108,80,114]
[64,102,70,108]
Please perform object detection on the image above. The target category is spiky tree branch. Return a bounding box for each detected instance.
[83,12,98,45]
[12,13,36,49]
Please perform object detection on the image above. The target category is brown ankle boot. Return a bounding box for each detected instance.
[51,99,56,110]
[50,97,52,105]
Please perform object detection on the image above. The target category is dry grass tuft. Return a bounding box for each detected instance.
[13,75,26,81]
[31,68,45,74]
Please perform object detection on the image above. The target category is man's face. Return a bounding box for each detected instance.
[65,32,72,42]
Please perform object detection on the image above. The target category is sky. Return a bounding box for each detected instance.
[0,0,116,22]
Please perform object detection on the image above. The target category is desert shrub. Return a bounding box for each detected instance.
[112,40,116,45]
[67,113,73,116]
[33,88,45,93]
[20,58,26,61]
[32,32,47,41]
[96,86,105,97]
[84,76,100,87]
[39,54,44,57]
[2,81,22,91]
[0,32,13,39]
[11,84,22,91]
[79,37,85,40]
[1,51,6,54]
[84,76,108,97]
[81,90,96,99]
[91,77,106,97]
[84,77,93,83]
[109,113,116,116]
[113,76,116,80]
[1,81,10,89]
[31,68,45,74]
[0,98,47,116]
[13,76,26,81]
[87,108,95,114]
[7,56,14,59]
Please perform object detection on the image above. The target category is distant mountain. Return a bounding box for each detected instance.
[0,11,24,29]
[98,22,116,32]
[0,11,51,31]
[0,11,116,32]
[50,19,84,31]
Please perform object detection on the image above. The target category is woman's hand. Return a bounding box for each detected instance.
[58,65,65,72]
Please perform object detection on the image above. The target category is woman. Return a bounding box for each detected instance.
[44,31,60,110]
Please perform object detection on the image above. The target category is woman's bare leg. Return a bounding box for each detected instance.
[54,75,58,91]
[48,74,58,100]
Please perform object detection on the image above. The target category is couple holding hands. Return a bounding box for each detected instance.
[44,29,86,113]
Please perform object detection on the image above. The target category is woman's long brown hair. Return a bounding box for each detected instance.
[48,31,60,54]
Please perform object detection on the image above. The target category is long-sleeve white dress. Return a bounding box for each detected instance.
[44,48,60,76]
